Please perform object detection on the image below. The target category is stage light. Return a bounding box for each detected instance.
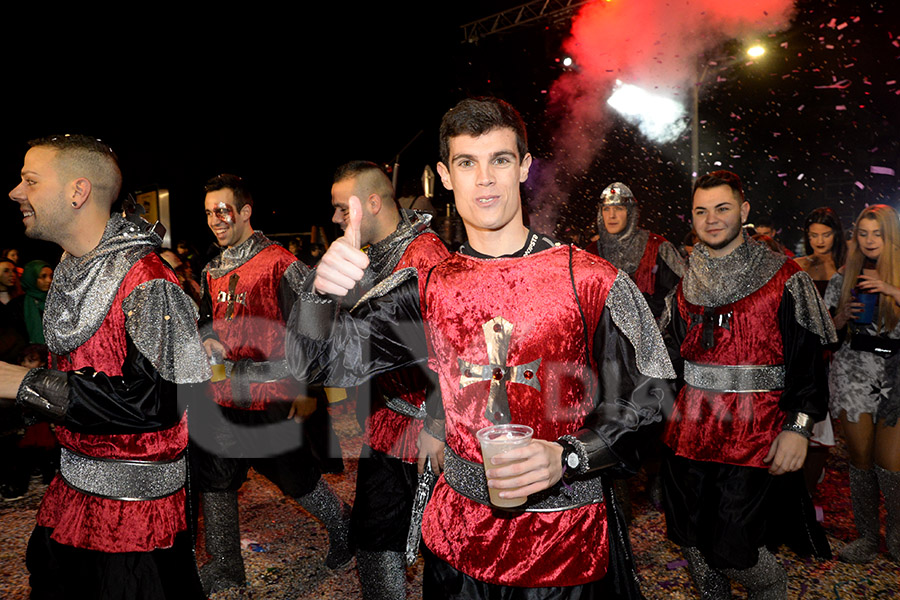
[606,80,686,144]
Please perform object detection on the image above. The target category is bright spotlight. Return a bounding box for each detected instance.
[747,45,765,58]
[606,80,687,143]
[562,56,574,67]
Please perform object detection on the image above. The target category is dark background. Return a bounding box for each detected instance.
[2,0,898,266]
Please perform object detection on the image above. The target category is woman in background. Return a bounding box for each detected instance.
[796,207,848,296]
[795,208,847,494]
[825,204,900,563]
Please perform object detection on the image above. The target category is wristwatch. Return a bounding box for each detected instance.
[559,439,581,474]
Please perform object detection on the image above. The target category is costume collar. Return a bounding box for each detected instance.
[683,230,786,307]
[44,214,160,355]
[596,203,646,273]
[204,231,275,279]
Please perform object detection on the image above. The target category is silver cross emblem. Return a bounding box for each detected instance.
[458,316,542,424]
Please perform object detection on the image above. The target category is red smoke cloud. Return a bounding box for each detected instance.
[532,0,797,232]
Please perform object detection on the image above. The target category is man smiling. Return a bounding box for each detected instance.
[287,97,675,598]
[193,174,351,593]
[663,170,836,599]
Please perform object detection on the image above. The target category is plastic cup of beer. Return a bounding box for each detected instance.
[210,352,227,383]
[476,424,534,508]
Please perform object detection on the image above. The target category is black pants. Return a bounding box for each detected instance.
[26,527,203,600]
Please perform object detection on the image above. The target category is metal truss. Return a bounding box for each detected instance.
[461,0,593,43]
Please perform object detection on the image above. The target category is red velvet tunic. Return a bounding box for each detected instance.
[631,232,665,296]
[206,244,300,410]
[36,254,188,553]
[364,232,449,462]
[420,246,614,587]
[663,261,799,468]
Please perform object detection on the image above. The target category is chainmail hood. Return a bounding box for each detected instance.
[204,230,275,279]
[596,186,646,274]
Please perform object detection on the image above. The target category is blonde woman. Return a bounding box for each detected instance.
[824,204,900,563]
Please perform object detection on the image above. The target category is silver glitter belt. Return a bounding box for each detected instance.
[59,447,186,501]
[442,447,603,512]
[684,361,785,393]
[384,395,426,419]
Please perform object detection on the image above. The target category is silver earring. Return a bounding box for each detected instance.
[72,201,77,207]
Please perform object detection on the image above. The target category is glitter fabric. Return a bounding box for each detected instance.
[596,194,647,275]
[384,395,426,419]
[352,267,418,311]
[683,232,786,308]
[720,547,787,599]
[784,271,838,344]
[203,230,275,279]
[442,447,603,512]
[294,479,353,569]
[875,465,900,561]
[43,214,159,356]
[201,490,246,593]
[356,550,406,600]
[122,278,211,384]
[359,210,436,292]
[658,240,687,280]
[839,465,881,563]
[684,361,785,393]
[681,546,732,600]
[59,447,185,501]
[606,272,677,380]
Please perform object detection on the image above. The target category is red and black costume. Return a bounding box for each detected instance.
[15,214,210,600]
[192,230,350,592]
[587,182,684,325]
[287,231,675,598]
[343,211,449,561]
[662,233,835,595]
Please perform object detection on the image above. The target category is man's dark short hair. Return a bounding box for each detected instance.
[439,97,528,165]
[204,174,253,211]
[28,134,119,164]
[333,161,384,184]
[693,170,744,203]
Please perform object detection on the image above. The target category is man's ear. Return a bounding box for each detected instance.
[240,203,252,221]
[70,177,92,209]
[741,202,750,224]
[436,162,452,191]
[368,193,383,215]
[519,153,533,183]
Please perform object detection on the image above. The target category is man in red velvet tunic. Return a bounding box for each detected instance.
[329,160,449,599]
[190,174,351,593]
[586,182,685,327]
[662,170,836,599]
[286,97,675,599]
[1,135,211,599]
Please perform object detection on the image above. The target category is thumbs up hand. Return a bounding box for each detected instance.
[314,195,370,297]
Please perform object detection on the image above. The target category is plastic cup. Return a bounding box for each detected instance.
[476,424,533,508]
[210,353,227,382]
[854,292,878,324]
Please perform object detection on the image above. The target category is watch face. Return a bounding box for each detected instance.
[566,452,580,469]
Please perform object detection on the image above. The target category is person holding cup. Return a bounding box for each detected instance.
[825,204,900,563]
[287,97,676,599]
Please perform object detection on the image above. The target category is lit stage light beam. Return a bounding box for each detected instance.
[606,80,687,144]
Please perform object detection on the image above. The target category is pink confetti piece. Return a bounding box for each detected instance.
[855,181,865,189]
[797,174,805,180]
[835,105,847,110]
[870,166,896,176]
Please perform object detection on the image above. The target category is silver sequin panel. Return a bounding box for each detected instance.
[606,272,677,380]
[443,447,603,512]
[684,361,785,393]
[44,214,159,356]
[784,271,838,344]
[683,232,786,308]
[204,231,275,280]
[59,447,185,501]
[122,278,211,384]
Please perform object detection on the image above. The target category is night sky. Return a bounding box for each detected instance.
[2,0,897,265]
